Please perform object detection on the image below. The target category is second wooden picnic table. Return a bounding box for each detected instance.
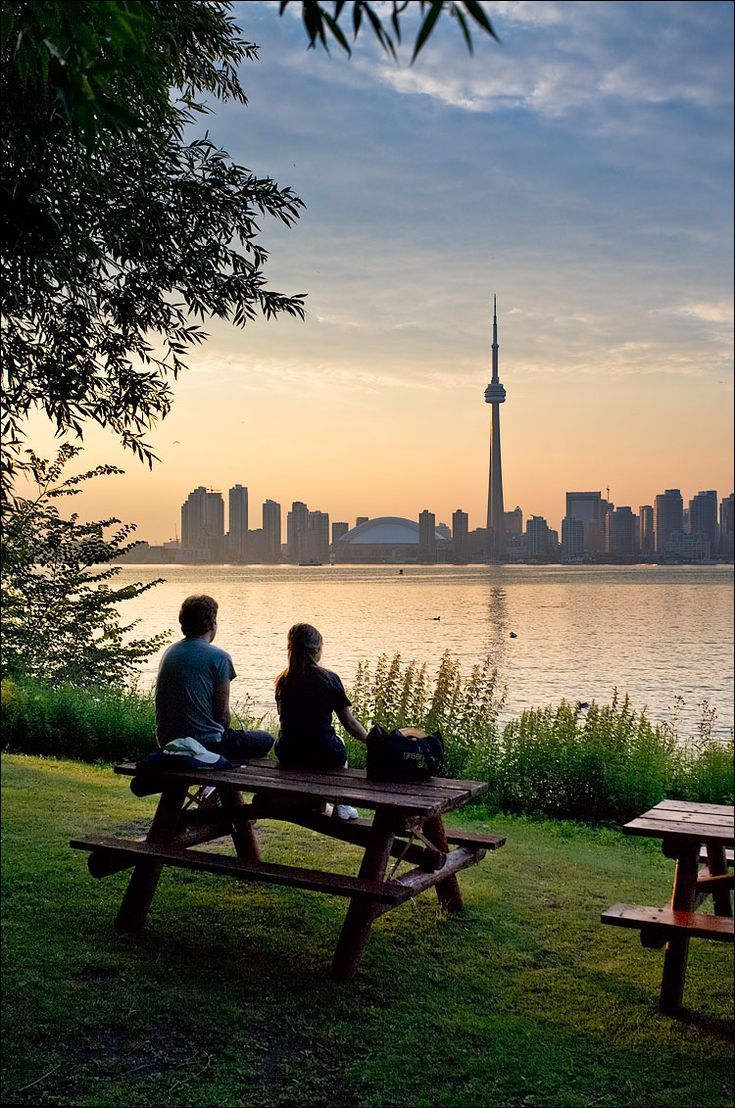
[71,759,505,980]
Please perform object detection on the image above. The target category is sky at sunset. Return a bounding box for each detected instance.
[27,0,734,541]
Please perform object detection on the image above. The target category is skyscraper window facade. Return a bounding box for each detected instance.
[228,484,248,562]
[689,490,718,551]
[654,489,683,554]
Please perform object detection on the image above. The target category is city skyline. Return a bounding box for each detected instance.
[126,480,734,564]
[19,2,733,542]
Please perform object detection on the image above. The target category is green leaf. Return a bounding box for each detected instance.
[461,0,500,43]
[411,0,443,63]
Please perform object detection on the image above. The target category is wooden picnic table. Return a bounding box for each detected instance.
[602,799,734,1013]
[71,759,505,980]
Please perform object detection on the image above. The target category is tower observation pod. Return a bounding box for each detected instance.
[485,295,507,561]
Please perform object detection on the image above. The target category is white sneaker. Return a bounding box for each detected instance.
[333,804,359,821]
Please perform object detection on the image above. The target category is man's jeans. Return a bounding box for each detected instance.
[203,728,274,764]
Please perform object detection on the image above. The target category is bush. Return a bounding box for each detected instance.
[3,663,732,824]
[345,655,733,823]
[1,677,273,765]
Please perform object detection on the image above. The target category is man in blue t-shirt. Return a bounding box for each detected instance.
[155,595,273,762]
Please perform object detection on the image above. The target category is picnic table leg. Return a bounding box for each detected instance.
[422,815,463,913]
[705,842,733,918]
[659,840,699,1014]
[114,785,189,934]
[331,809,395,982]
[219,785,261,863]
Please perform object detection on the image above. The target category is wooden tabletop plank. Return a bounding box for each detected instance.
[633,808,734,827]
[240,762,482,798]
[114,762,487,815]
[624,816,735,843]
[652,800,735,817]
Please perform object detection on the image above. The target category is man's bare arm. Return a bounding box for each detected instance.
[213,679,231,730]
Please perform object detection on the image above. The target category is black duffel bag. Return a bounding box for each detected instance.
[365,726,444,782]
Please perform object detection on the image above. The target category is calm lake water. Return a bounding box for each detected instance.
[114,564,734,735]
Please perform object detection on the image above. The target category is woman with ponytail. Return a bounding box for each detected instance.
[274,623,367,819]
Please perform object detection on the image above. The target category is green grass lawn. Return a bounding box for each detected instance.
[2,754,733,1108]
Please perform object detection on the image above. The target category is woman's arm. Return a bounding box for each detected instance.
[336,705,368,744]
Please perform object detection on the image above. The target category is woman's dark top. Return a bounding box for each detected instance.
[275,668,350,770]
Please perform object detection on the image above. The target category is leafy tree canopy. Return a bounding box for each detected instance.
[1,444,168,686]
[1,1,305,496]
[1,1,499,500]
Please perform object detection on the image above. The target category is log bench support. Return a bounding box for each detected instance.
[71,779,504,981]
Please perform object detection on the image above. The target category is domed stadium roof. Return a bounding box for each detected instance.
[338,517,448,545]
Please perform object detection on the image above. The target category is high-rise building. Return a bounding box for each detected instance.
[287,501,309,563]
[606,506,637,556]
[356,516,369,528]
[504,506,523,538]
[307,510,330,562]
[561,516,584,558]
[452,509,469,556]
[719,493,734,557]
[262,499,281,562]
[180,486,224,560]
[228,484,248,562]
[485,296,507,561]
[689,491,718,552]
[526,515,550,557]
[418,509,436,562]
[654,489,683,554]
[332,522,349,546]
[565,491,611,554]
[639,505,654,554]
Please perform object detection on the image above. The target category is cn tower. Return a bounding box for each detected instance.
[484,295,507,561]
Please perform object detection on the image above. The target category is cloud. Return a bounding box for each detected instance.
[660,301,734,325]
[346,1,732,121]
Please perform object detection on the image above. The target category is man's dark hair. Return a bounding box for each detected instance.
[179,595,218,638]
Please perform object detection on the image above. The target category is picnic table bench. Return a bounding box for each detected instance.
[71,759,505,980]
[601,799,734,1013]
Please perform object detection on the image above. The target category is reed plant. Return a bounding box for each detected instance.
[347,650,505,778]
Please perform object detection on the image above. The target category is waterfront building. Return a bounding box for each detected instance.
[561,516,584,558]
[246,528,265,562]
[418,509,437,562]
[437,522,451,542]
[565,491,612,554]
[654,489,683,554]
[504,506,523,539]
[334,517,449,564]
[639,505,654,554]
[307,510,330,563]
[689,490,718,552]
[332,522,349,547]
[606,506,637,557]
[452,509,469,558]
[356,516,369,528]
[287,501,309,562]
[262,499,282,563]
[180,486,225,561]
[228,484,248,562]
[485,296,507,561]
[665,531,711,561]
[526,515,551,557]
[720,493,734,557]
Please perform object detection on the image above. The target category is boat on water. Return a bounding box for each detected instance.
[298,561,323,566]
